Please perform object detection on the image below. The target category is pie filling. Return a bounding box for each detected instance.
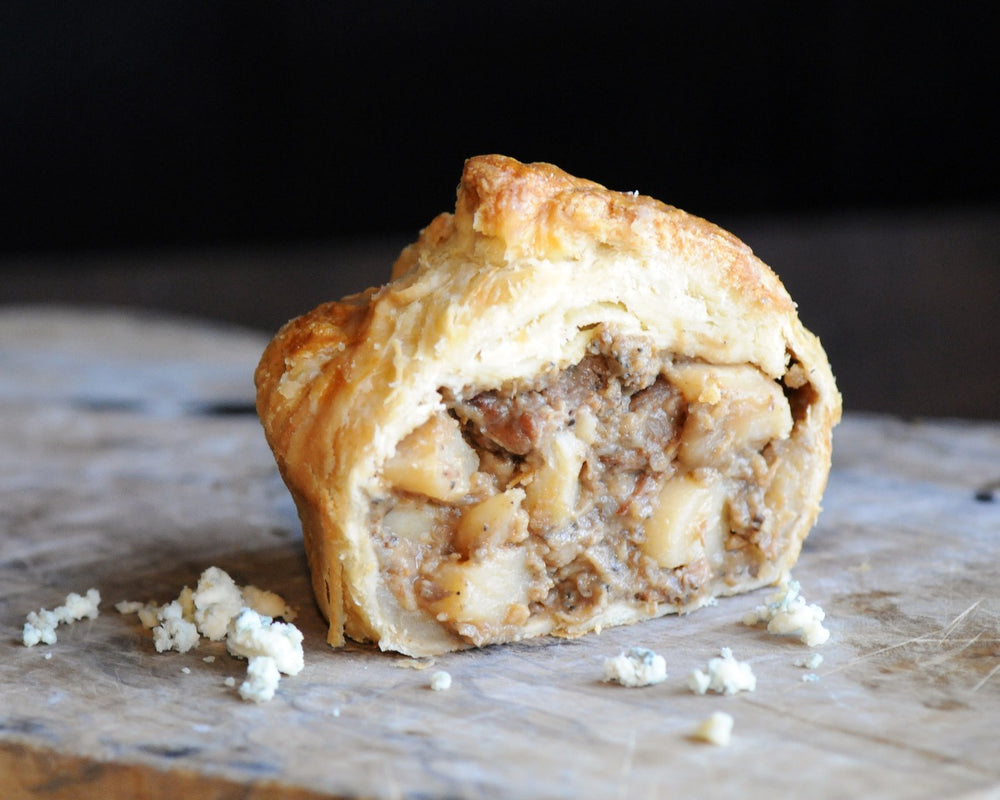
[371,326,812,646]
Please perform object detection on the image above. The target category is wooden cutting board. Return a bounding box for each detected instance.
[2,307,998,799]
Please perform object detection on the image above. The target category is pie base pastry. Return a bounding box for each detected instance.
[255,155,842,657]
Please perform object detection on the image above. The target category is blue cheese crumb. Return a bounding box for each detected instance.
[688,648,756,695]
[192,567,245,641]
[603,647,667,687]
[226,608,304,676]
[22,588,101,647]
[152,601,200,654]
[794,652,824,670]
[239,656,281,703]
[742,578,830,647]
[118,566,303,703]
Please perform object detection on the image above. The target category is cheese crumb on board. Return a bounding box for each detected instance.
[153,617,201,654]
[151,600,200,654]
[226,608,304,676]
[22,609,59,647]
[59,589,102,622]
[429,670,452,691]
[687,648,756,695]
[691,711,734,746]
[794,652,824,670]
[742,578,830,646]
[239,656,282,703]
[117,566,303,703]
[22,588,101,647]
[192,567,246,641]
[603,647,668,687]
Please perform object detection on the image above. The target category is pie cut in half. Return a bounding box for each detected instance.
[255,155,842,657]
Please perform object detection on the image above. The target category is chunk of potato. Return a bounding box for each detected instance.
[382,503,440,545]
[642,472,726,569]
[383,412,479,501]
[429,548,531,628]
[454,488,528,557]
[523,431,586,531]
[670,363,792,467]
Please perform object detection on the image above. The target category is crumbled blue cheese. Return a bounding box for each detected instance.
[688,648,756,695]
[742,578,830,647]
[603,647,668,687]
[23,609,59,647]
[152,601,201,654]
[22,588,101,647]
[226,608,304,676]
[239,656,281,703]
[429,670,452,691]
[192,567,245,641]
[59,589,102,622]
[117,566,303,703]
[691,711,734,746]
[794,652,824,670]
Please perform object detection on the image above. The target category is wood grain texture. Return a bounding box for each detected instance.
[2,307,998,799]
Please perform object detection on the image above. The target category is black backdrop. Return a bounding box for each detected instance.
[3,2,997,254]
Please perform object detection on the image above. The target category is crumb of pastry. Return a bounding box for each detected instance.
[691,711,734,746]
[429,670,453,691]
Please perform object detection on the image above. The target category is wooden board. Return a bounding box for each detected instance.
[2,307,999,799]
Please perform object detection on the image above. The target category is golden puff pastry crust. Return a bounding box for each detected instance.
[255,154,841,657]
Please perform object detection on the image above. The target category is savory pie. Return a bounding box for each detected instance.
[255,155,841,656]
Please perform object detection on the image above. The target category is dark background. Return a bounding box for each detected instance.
[2,2,998,416]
